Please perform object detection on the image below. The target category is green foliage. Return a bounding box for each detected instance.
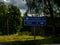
[26,0,60,17]
[18,31,32,35]
[25,0,60,37]
[0,2,22,35]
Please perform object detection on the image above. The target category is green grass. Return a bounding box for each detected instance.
[0,33,60,44]
[40,37,60,44]
[0,33,45,42]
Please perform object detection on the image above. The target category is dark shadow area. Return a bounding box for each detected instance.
[0,38,60,45]
[0,40,41,45]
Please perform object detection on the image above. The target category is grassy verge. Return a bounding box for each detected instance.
[0,33,45,42]
[0,33,60,44]
[41,37,60,44]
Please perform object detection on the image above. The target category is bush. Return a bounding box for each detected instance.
[18,32,32,36]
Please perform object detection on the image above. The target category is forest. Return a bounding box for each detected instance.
[0,0,60,44]
[0,0,60,37]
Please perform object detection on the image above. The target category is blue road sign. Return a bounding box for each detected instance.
[24,16,46,26]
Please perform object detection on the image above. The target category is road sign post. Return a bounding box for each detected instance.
[24,16,46,40]
[34,26,36,40]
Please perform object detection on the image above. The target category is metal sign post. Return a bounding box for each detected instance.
[24,16,46,40]
[34,26,36,40]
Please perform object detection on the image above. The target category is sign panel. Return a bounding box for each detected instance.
[24,16,46,26]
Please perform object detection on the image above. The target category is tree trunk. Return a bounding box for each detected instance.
[47,0,56,37]
[7,17,9,35]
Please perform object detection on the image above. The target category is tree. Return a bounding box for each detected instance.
[0,2,22,35]
[26,0,60,36]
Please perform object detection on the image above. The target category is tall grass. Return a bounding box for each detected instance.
[0,32,45,42]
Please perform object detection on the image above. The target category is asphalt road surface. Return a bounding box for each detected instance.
[42,44,60,45]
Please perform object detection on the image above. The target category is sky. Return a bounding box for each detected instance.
[0,0,27,16]
[0,0,45,17]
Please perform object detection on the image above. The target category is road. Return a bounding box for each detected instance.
[42,44,60,45]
